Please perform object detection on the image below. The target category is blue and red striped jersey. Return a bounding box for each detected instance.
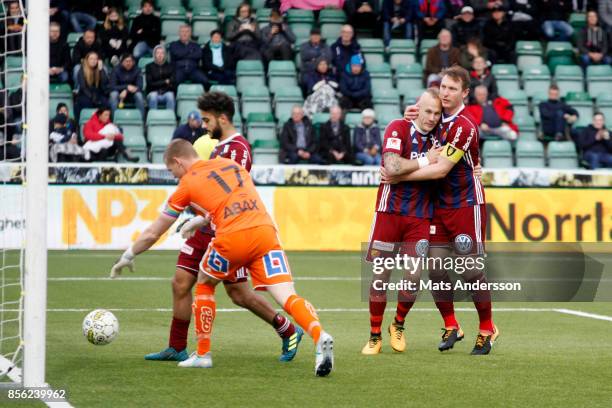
[433,106,486,209]
[375,119,435,218]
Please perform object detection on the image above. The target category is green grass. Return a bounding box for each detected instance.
[2,251,612,407]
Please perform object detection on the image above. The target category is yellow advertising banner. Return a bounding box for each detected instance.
[273,188,611,250]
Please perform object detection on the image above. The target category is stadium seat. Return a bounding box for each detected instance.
[176,84,205,120]
[554,65,584,96]
[251,0,267,10]
[241,86,272,117]
[389,39,416,70]
[516,41,543,72]
[312,112,329,130]
[377,111,397,132]
[252,139,279,164]
[531,91,549,124]
[596,94,612,126]
[67,32,82,48]
[246,112,276,143]
[218,0,244,11]
[505,89,530,119]
[192,7,219,42]
[79,108,97,135]
[188,0,216,9]
[492,64,520,96]
[274,86,303,120]
[565,91,594,126]
[547,141,578,168]
[146,109,177,147]
[319,8,346,41]
[516,140,545,167]
[368,63,393,90]
[419,39,438,66]
[401,87,425,106]
[482,140,513,168]
[569,13,586,30]
[360,38,385,66]
[345,112,362,129]
[114,109,145,147]
[236,60,265,93]
[256,8,272,26]
[160,6,187,39]
[137,57,153,71]
[373,88,400,112]
[514,115,537,141]
[49,83,73,117]
[396,63,424,95]
[123,145,149,163]
[267,61,298,94]
[586,65,612,96]
[522,65,551,98]
[374,103,401,119]
[6,70,23,90]
[545,41,575,72]
[287,9,315,45]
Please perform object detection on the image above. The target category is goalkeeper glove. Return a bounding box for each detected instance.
[110,246,135,278]
[179,214,210,239]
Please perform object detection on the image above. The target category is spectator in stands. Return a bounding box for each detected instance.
[300,27,332,81]
[49,22,71,84]
[4,1,24,52]
[169,25,208,87]
[172,111,206,144]
[109,54,145,118]
[344,0,379,32]
[482,4,515,63]
[129,0,161,60]
[99,7,129,66]
[508,0,540,40]
[578,10,611,67]
[202,30,236,86]
[459,37,491,70]
[331,25,362,77]
[49,112,88,162]
[226,3,262,61]
[72,29,103,83]
[382,0,415,46]
[75,51,110,121]
[279,105,323,164]
[353,108,382,165]
[424,29,461,86]
[599,1,612,33]
[304,57,337,95]
[451,6,481,47]
[539,85,579,141]
[261,9,296,63]
[49,103,78,139]
[320,105,353,164]
[146,46,176,111]
[68,1,97,33]
[50,0,70,41]
[577,112,612,169]
[339,54,373,111]
[416,0,446,39]
[83,107,138,162]
[303,58,340,116]
[471,0,509,20]
[6,77,24,142]
[540,0,573,41]
[469,56,497,101]
[467,85,518,141]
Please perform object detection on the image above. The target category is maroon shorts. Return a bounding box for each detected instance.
[176,229,248,283]
[430,205,486,255]
[366,212,431,261]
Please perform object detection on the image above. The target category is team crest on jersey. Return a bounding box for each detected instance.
[454,234,473,255]
[415,239,429,257]
[386,137,401,150]
[446,145,457,157]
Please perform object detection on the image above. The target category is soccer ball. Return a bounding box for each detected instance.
[82,309,119,345]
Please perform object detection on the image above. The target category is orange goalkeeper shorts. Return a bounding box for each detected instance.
[199,225,293,290]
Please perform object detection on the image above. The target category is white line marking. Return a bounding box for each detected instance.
[553,308,612,322]
[0,307,569,313]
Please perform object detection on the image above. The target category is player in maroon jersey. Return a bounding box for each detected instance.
[383,66,498,355]
[144,92,302,363]
[362,89,443,355]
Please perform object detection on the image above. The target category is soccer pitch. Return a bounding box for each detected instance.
[3,250,612,407]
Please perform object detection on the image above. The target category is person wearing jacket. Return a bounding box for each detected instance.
[75,51,110,121]
[469,56,498,102]
[540,0,573,41]
[71,28,103,84]
[538,85,579,141]
[451,6,481,47]
[344,0,379,32]
[577,113,612,169]
[82,107,138,162]
[169,25,208,87]
[416,0,446,39]
[482,4,515,63]
[319,105,353,164]
[99,8,129,66]
[172,111,206,144]
[49,22,71,83]
[353,108,382,165]
[109,54,145,118]
[300,27,332,77]
[331,25,362,77]
[466,85,518,141]
[279,105,323,164]
[382,0,415,46]
[146,46,175,110]
[303,58,337,95]
[261,9,296,63]
[424,29,461,85]
[578,10,611,67]
[202,30,236,85]
[129,0,161,59]
[339,54,372,111]
[225,3,262,60]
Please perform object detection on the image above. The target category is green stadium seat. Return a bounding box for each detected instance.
[419,39,438,66]
[312,112,329,127]
[531,91,549,123]
[287,9,315,23]
[378,111,397,132]
[565,91,594,124]
[188,0,216,9]
[241,86,272,117]
[522,65,551,98]
[345,112,362,129]
[6,70,23,90]
[256,8,272,25]
[505,89,530,119]
[246,112,276,143]
[252,140,280,165]
[67,32,82,48]
[516,140,545,167]
[192,7,219,42]
[218,0,244,11]
[49,83,74,117]
[545,41,575,72]
[586,65,612,96]
[554,65,584,96]
[514,115,537,141]
[319,8,346,41]
[360,38,385,65]
[596,94,612,126]
[569,13,586,29]
[396,63,424,94]
[160,7,187,39]
[146,109,177,146]
[374,103,401,118]
[176,83,204,120]
[401,87,425,106]
[210,84,238,97]
[368,63,393,90]
[274,86,303,120]
[289,22,314,45]
[137,57,153,70]
[547,141,578,168]
[516,41,543,72]
[236,60,265,93]
[251,0,267,10]
[389,39,417,69]
[492,64,520,96]
[267,61,298,93]
[114,109,145,147]
[373,88,400,112]
[482,140,513,168]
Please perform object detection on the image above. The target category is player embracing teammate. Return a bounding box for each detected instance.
[366,65,499,355]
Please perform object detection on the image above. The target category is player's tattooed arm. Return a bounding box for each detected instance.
[382,152,419,176]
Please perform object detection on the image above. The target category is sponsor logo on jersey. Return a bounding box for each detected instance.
[430,225,436,235]
[372,240,396,252]
[180,243,194,255]
[454,234,473,255]
[452,126,463,144]
[386,137,401,150]
[463,128,474,151]
[223,199,259,218]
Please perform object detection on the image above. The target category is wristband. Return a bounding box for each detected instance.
[417,156,430,169]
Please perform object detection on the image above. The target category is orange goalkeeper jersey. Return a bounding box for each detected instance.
[163,157,274,235]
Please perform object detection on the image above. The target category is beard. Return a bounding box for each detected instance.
[210,124,223,140]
